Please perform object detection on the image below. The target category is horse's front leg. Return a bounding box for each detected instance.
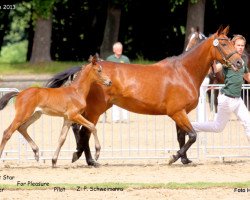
[176,124,192,164]
[71,114,101,162]
[72,123,83,161]
[169,110,197,165]
[72,125,98,166]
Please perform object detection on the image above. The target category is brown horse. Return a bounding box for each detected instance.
[185,27,207,52]
[46,26,243,165]
[185,28,225,114]
[0,55,112,167]
[186,29,250,113]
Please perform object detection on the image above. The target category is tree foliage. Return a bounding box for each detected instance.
[1,0,249,63]
[32,0,56,19]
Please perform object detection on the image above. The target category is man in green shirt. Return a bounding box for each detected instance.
[106,42,130,122]
[192,34,250,143]
[106,42,130,63]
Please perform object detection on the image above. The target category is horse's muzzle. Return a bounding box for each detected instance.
[231,59,243,71]
[236,59,243,69]
[105,80,112,86]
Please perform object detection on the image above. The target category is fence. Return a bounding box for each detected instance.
[0,86,250,163]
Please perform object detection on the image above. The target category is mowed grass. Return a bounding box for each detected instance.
[0,61,85,75]
[0,59,155,75]
[1,181,250,190]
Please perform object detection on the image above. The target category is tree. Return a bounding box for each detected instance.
[29,0,55,63]
[0,10,11,49]
[184,0,206,50]
[100,0,121,59]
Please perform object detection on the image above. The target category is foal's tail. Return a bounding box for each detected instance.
[45,66,82,88]
[0,92,19,110]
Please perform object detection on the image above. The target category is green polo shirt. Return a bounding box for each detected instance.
[106,54,130,64]
[221,55,249,97]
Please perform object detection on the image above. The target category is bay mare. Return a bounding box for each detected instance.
[186,28,250,113]
[0,55,112,167]
[46,26,243,166]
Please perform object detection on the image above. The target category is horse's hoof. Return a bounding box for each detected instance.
[95,153,100,161]
[34,154,39,162]
[33,150,39,162]
[181,157,192,165]
[168,155,179,165]
[87,159,98,166]
[52,159,57,168]
[72,152,79,163]
[93,162,101,168]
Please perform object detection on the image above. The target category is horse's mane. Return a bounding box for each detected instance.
[45,53,103,88]
[157,34,210,68]
[45,66,82,88]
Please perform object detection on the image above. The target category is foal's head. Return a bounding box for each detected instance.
[87,55,112,86]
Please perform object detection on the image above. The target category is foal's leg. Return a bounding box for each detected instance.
[0,120,22,158]
[169,110,197,165]
[52,120,72,168]
[17,111,42,161]
[71,114,101,161]
[176,124,192,164]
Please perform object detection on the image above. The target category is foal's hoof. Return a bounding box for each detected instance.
[95,153,100,161]
[52,159,57,168]
[34,153,39,162]
[181,157,192,165]
[168,155,179,165]
[33,150,39,162]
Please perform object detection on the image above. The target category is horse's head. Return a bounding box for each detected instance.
[212,26,243,71]
[88,53,104,62]
[88,54,112,86]
[185,28,206,51]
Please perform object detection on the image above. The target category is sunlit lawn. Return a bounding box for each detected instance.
[0,59,155,75]
[0,61,85,75]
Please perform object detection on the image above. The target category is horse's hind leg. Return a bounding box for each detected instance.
[52,120,72,168]
[0,120,21,158]
[17,111,42,161]
[169,110,197,165]
[72,123,84,162]
[176,124,192,164]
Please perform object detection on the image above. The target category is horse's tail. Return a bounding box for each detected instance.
[0,91,19,110]
[45,66,82,88]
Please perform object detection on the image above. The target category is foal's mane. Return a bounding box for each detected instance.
[71,54,101,85]
[70,65,85,84]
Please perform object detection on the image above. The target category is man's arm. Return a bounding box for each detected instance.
[243,72,250,83]
[212,61,223,73]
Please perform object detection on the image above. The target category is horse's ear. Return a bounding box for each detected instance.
[216,25,229,36]
[216,25,224,35]
[95,53,100,59]
[92,54,97,65]
[222,25,230,35]
[88,55,93,62]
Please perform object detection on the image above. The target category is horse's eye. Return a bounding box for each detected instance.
[221,43,227,47]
